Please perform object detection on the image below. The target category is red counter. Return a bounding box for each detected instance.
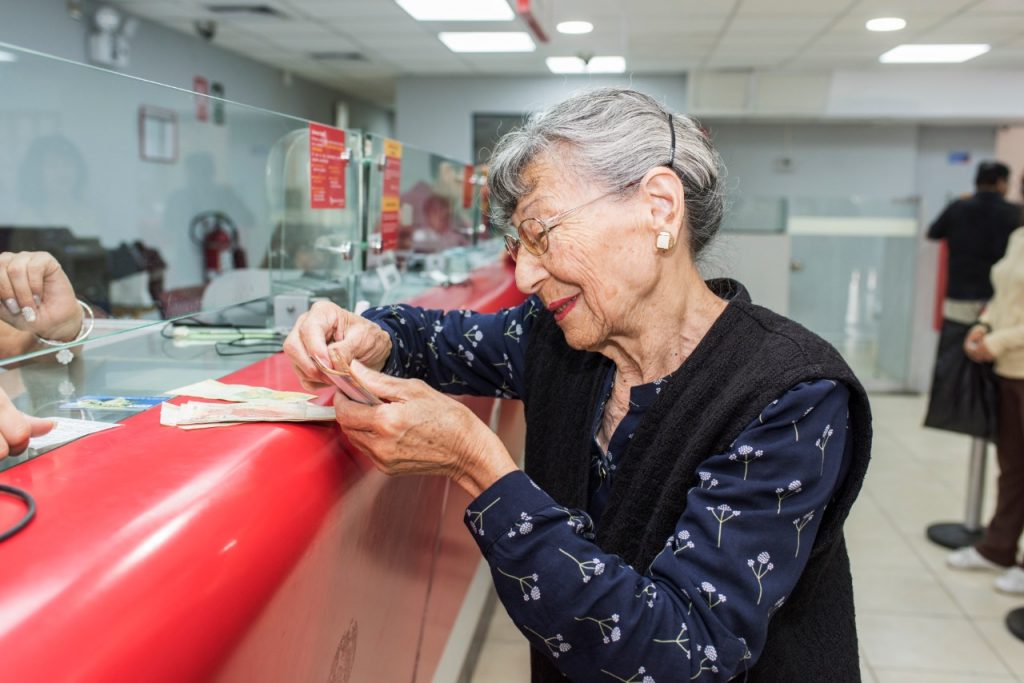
[0,260,525,682]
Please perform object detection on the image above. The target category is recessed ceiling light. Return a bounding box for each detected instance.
[546,55,626,74]
[439,32,536,53]
[556,20,594,35]
[866,17,906,32]
[396,0,513,21]
[879,43,990,63]
[0,50,18,63]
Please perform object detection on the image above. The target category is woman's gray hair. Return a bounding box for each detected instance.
[487,87,725,257]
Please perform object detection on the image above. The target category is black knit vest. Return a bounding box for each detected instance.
[523,280,872,682]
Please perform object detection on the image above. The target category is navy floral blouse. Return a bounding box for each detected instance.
[364,297,851,681]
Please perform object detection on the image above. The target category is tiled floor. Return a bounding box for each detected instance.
[469,393,1024,682]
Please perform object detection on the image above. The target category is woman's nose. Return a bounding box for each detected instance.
[513,249,547,295]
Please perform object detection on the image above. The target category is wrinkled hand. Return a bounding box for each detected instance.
[283,301,393,392]
[0,389,54,459]
[0,251,82,342]
[332,361,517,497]
[964,325,996,363]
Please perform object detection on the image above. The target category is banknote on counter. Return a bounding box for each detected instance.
[161,400,336,428]
[167,379,315,403]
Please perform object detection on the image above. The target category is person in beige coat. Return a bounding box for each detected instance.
[949,226,1024,592]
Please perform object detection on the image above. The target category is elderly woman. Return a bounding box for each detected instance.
[285,88,872,682]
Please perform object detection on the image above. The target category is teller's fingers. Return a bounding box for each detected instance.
[0,256,19,318]
[7,252,38,318]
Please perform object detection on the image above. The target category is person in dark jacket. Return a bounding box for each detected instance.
[285,88,872,682]
[928,161,1019,310]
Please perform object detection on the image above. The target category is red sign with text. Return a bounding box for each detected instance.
[193,76,209,122]
[380,139,403,251]
[309,123,347,209]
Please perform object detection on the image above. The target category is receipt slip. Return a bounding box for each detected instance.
[313,356,381,406]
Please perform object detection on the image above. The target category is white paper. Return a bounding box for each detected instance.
[28,417,122,450]
[167,379,315,404]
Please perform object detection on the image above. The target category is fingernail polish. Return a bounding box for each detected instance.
[22,307,36,323]
[33,295,40,306]
[5,299,18,315]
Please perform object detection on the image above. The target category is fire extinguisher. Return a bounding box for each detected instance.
[190,211,247,282]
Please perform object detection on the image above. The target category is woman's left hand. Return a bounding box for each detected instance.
[333,361,518,497]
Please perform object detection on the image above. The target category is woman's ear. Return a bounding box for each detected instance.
[640,167,685,242]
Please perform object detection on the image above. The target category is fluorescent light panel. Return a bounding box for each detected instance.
[866,17,906,32]
[396,0,514,21]
[879,43,990,63]
[440,32,535,53]
[556,20,594,35]
[546,56,626,74]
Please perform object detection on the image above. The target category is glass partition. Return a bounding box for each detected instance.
[720,196,788,234]
[0,41,360,361]
[712,193,920,390]
[786,196,919,389]
[358,134,491,307]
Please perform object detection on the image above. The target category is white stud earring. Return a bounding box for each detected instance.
[656,231,675,252]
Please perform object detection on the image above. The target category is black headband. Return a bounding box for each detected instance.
[667,111,676,167]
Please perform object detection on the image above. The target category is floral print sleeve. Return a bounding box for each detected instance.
[464,379,850,681]
[361,296,541,399]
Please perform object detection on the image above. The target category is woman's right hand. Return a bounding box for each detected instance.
[964,325,995,363]
[283,301,393,391]
[0,389,54,459]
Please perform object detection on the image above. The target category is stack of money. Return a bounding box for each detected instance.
[162,379,332,430]
[161,401,336,430]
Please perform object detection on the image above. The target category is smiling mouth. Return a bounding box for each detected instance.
[548,295,579,316]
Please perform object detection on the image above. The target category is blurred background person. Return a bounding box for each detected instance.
[928,160,1019,318]
[15,134,101,237]
[924,161,1021,439]
[948,226,1024,593]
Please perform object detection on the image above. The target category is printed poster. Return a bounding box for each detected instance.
[309,122,347,209]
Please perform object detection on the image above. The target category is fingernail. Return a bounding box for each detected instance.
[5,299,18,315]
[33,295,40,306]
[21,307,36,323]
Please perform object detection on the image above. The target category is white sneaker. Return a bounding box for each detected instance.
[946,546,1004,571]
[996,567,1024,595]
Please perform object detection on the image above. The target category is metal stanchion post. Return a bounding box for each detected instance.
[926,437,988,549]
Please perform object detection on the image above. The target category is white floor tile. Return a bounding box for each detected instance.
[973,618,1024,679]
[873,670,1017,682]
[470,638,531,682]
[853,568,961,617]
[857,613,1011,675]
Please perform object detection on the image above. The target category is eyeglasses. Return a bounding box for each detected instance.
[503,186,632,261]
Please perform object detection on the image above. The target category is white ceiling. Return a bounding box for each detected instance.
[111,0,1024,107]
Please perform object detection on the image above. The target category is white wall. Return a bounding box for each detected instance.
[707,122,920,199]
[0,0,348,123]
[691,69,1024,124]
[828,70,1024,122]
[395,75,687,162]
[996,126,1024,203]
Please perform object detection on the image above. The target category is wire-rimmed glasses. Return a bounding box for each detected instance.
[503,186,630,261]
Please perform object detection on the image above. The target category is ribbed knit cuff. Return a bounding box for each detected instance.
[361,307,404,377]
[464,470,556,556]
